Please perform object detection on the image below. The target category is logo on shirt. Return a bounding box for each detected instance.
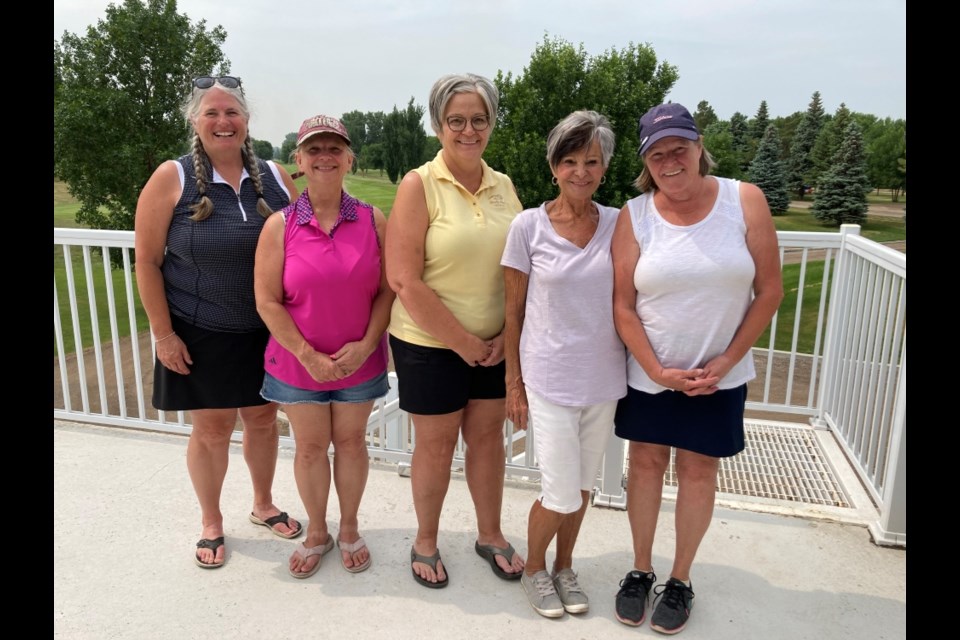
[489,194,506,209]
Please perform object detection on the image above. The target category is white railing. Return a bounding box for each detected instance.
[814,226,906,546]
[53,225,905,542]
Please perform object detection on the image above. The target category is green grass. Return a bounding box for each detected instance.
[760,261,829,354]
[773,208,906,243]
[280,164,400,216]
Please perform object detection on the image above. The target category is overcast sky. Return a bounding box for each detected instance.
[54,0,906,147]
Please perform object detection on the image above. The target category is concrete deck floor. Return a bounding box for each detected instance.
[54,420,906,639]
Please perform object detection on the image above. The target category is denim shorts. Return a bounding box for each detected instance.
[260,371,389,405]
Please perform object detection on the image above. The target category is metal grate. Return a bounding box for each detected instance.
[663,422,851,508]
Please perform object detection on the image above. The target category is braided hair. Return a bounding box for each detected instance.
[181,84,271,221]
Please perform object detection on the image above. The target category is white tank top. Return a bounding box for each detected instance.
[625,177,757,393]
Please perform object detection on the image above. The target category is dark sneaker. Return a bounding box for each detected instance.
[521,570,565,618]
[615,569,657,626]
[552,568,589,614]
[650,577,695,635]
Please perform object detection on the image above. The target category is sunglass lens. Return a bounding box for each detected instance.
[218,77,240,89]
[194,76,215,89]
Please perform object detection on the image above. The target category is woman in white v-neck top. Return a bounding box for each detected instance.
[502,110,626,619]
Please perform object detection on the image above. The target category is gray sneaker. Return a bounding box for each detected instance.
[552,568,589,613]
[521,570,565,618]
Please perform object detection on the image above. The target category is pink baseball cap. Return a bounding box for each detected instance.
[296,114,351,146]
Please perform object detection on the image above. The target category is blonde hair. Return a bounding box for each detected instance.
[633,137,716,193]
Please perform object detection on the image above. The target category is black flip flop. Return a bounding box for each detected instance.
[411,546,449,589]
[475,541,522,580]
[195,536,225,569]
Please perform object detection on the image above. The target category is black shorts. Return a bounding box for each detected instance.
[152,314,271,412]
[614,384,747,458]
[389,335,506,415]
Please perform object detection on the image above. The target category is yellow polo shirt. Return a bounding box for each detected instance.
[389,151,522,347]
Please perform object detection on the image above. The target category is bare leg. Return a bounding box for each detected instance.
[553,490,589,573]
[670,449,719,582]
[524,498,565,575]
[331,401,375,569]
[187,408,237,565]
[284,403,333,576]
[462,398,524,575]
[626,442,671,572]
[409,411,462,584]
[240,403,298,536]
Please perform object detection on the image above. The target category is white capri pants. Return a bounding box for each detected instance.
[526,386,618,514]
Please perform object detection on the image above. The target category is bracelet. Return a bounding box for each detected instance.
[154,331,177,343]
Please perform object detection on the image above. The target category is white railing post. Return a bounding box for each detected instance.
[593,434,627,509]
[870,341,907,547]
[813,224,861,429]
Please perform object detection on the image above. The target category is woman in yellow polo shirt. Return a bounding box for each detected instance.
[386,72,525,589]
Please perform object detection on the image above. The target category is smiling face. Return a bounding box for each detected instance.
[643,136,703,191]
[552,140,605,201]
[191,87,248,155]
[438,91,491,162]
[295,132,353,185]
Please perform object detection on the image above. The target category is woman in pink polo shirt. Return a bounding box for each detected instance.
[255,114,393,579]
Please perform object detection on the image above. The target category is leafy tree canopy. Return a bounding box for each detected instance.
[486,34,678,208]
[54,0,229,230]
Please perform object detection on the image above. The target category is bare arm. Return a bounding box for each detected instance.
[254,212,343,383]
[611,206,717,394]
[700,182,784,382]
[385,171,491,365]
[134,161,193,375]
[273,162,300,202]
[503,266,529,429]
[330,207,397,375]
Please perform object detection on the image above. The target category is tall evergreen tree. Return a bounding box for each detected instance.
[811,103,851,185]
[729,111,751,169]
[787,91,825,199]
[693,100,719,132]
[703,122,742,180]
[811,121,869,225]
[750,100,770,141]
[749,124,790,214]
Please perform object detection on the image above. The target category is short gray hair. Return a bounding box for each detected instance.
[428,73,498,135]
[546,110,616,170]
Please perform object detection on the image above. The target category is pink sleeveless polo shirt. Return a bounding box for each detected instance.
[263,189,388,390]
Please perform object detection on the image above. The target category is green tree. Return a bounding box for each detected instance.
[811,103,851,185]
[693,100,718,132]
[279,132,297,163]
[486,34,678,208]
[729,111,751,168]
[381,99,426,184]
[423,136,441,163]
[865,117,906,201]
[340,109,368,166]
[54,0,228,231]
[749,124,790,215]
[702,122,742,180]
[750,100,770,141]
[251,138,273,161]
[787,91,825,199]
[811,121,869,226]
[359,142,384,176]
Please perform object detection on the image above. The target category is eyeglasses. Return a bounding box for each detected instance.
[192,76,243,91]
[446,115,490,132]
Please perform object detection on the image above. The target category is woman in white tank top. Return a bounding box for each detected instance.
[609,103,783,634]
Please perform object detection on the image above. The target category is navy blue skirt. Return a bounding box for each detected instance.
[614,384,747,458]
[152,314,271,412]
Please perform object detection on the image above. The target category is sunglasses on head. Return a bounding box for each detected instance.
[192,76,243,91]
